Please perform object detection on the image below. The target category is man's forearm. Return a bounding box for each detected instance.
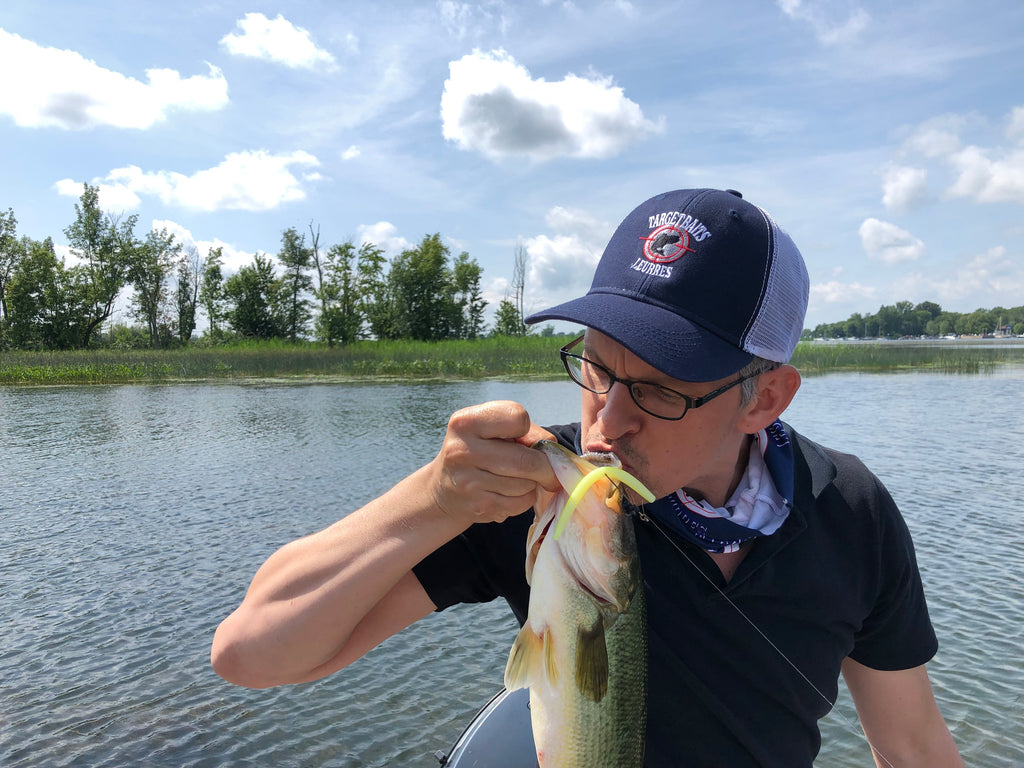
[210,464,465,688]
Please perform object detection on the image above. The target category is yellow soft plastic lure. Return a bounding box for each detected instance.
[552,466,655,541]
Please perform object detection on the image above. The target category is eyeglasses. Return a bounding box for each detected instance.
[559,334,763,421]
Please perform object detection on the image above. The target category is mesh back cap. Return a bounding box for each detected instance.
[526,188,810,382]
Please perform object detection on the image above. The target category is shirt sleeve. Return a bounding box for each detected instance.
[411,423,581,625]
[413,511,533,623]
[846,463,938,670]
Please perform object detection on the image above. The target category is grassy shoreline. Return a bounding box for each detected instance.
[2,337,1023,386]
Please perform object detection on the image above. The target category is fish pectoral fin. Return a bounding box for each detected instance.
[574,620,609,703]
[504,624,558,691]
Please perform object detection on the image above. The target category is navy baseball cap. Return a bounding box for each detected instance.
[525,188,810,383]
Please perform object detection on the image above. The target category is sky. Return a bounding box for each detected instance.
[2,0,1023,332]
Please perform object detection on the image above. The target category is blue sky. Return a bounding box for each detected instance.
[2,0,1023,331]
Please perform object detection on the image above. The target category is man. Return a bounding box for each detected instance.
[212,189,962,766]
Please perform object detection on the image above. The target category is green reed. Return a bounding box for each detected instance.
[0,335,576,385]
[2,338,1022,385]
[791,341,1024,375]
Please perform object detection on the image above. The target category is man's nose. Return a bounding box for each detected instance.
[595,381,643,437]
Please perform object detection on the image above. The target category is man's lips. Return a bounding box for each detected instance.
[585,442,629,472]
[584,442,615,461]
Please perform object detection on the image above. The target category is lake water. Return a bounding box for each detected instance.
[2,370,1022,767]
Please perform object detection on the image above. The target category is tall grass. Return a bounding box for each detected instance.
[0,335,575,385]
[2,337,1022,385]
[791,340,1024,375]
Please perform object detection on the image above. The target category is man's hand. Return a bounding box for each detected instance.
[429,400,558,525]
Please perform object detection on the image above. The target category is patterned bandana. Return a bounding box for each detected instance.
[641,420,795,554]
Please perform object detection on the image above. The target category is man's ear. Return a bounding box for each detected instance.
[738,364,801,434]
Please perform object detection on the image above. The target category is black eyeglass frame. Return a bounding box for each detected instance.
[558,334,766,421]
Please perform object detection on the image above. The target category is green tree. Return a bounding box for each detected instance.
[956,309,989,336]
[934,312,958,337]
[199,246,226,339]
[492,298,525,337]
[452,251,487,339]
[808,300,1023,342]
[223,253,282,339]
[4,237,78,349]
[315,241,362,346]
[176,245,201,343]
[874,304,896,338]
[893,300,917,336]
[277,227,313,341]
[914,301,942,320]
[357,241,397,340]
[129,227,180,348]
[63,184,138,348]
[0,208,19,327]
[388,233,460,341]
[844,312,866,339]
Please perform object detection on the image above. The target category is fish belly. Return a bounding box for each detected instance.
[512,534,647,768]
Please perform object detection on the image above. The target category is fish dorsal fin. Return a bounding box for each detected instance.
[575,619,609,703]
[504,623,558,692]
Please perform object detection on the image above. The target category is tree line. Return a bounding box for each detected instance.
[807,300,1024,340]
[0,184,533,351]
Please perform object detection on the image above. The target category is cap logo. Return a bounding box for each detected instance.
[639,211,713,266]
[640,224,695,264]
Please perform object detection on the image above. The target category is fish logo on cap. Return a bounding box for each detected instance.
[639,224,696,264]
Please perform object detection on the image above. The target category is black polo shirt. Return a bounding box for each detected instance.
[413,423,937,767]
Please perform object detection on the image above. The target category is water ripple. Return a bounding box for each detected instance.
[2,376,1022,766]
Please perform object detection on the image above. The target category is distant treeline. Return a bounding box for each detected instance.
[0,185,534,352]
[806,301,1024,340]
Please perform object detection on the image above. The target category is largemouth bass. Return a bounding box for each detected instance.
[503,441,647,767]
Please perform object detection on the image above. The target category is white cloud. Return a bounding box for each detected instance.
[893,246,1024,307]
[55,150,322,212]
[858,218,926,264]
[356,221,414,255]
[54,242,79,267]
[905,123,963,158]
[895,106,1024,205]
[437,1,512,39]
[220,13,337,70]
[0,28,227,130]
[151,220,255,273]
[522,205,613,312]
[441,49,662,162]
[612,1,638,19]
[810,280,878,304]
[342,145,361,160]
[776,0,870,46]
[54,178,140,212]
[945,144,1024,204]
[882,165,928,211]
[1008,106,1024,142]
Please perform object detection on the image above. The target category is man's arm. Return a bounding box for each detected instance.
[842,657,963,768]
[210,401,556,689]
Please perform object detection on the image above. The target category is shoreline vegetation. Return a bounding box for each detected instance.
[2,335,1024,386]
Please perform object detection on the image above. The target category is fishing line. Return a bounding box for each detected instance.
[628,496,897,768]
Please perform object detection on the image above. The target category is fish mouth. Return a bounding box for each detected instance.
[543,515,620,611]
[537,515,554,547]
